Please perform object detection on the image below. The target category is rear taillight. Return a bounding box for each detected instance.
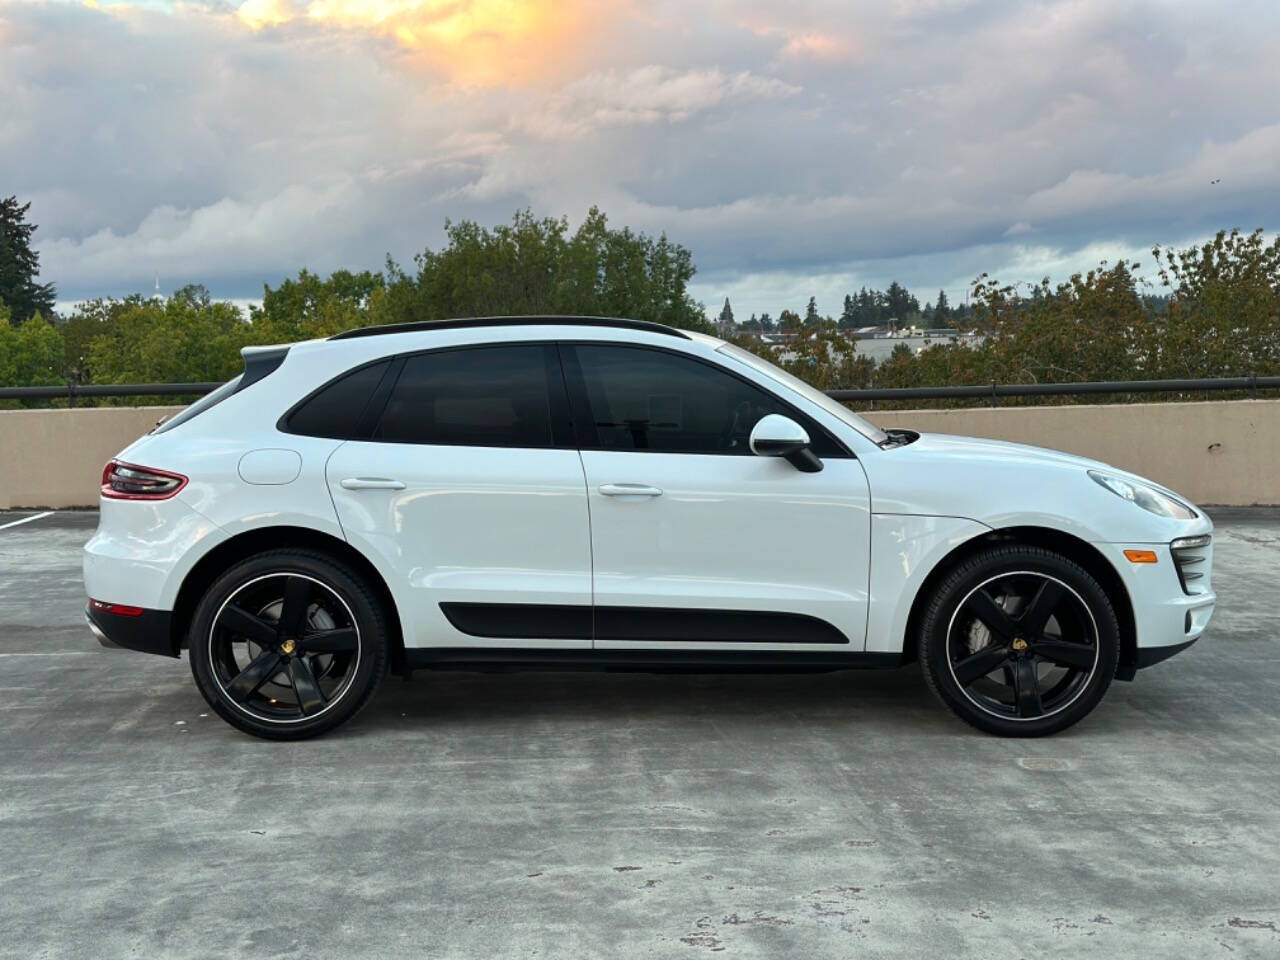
[101,460,188,500]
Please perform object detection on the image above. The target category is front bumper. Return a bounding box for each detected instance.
[86,601,175,657]
[1135,637,1199,668]
[1094,538,1216,678]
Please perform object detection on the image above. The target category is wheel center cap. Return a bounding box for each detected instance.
[1011,637,1028,653]
[280,638,296,655]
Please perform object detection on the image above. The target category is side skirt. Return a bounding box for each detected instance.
[404,647,904,674]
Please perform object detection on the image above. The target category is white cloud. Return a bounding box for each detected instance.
[513,66,800,139]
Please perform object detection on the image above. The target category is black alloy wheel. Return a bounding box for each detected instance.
[189,550,388,740]
[919,545,1120,737]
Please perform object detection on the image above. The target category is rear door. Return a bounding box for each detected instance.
[325,343,593,650]
[562,342,872,652]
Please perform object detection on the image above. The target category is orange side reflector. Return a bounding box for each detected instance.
[1124,549,1159,564]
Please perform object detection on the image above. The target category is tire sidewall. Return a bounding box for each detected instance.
[920,547,1120,737]
[189,550,388,740]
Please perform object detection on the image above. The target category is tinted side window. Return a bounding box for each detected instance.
[285,360,391,439]
[573,345,825,455]
[375,345,554,448]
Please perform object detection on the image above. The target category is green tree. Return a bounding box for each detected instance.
[804,296,820,325]
[962,261,1149,386]
[0,196,56,325]
[933,289,950,325]
[85,294,258,388]
[0,310,64,406]
[252,268,389,341]
[1149,229,1280,377]
[839,294,856,328]
[385,208,709,332]
[731,320,874,391]
[884,282,919,326]
[60,297,144,385]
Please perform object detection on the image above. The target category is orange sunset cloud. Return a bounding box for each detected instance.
[236,0,616,86]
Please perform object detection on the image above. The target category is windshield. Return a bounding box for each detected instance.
[716,343,889,445]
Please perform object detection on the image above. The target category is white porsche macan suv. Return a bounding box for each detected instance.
[83,317,1216,739]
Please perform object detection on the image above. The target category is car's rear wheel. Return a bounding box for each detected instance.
[918,545,1120,737]
[189,550,388,740]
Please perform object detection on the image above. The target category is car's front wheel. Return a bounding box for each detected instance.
[189,549,389,740]
[918,545,1120,737]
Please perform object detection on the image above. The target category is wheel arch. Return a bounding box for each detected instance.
[169,526,407,676]
[902,525,1138,680]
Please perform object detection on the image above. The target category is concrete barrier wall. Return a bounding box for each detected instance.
[1,399,1276,509]
[0,406,182,510]
[866,399,1279,507]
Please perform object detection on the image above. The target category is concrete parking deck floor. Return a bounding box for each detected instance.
[2,510,1278,959]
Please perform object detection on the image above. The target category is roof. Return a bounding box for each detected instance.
[329,316,690,342]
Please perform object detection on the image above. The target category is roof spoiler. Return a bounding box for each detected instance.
[240,345,290,390]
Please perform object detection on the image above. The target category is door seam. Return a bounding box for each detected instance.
[576,449,596,648]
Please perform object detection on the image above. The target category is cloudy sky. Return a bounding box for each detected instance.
[4,0,1279,319]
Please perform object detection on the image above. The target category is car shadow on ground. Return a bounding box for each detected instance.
[317,660,1194,741]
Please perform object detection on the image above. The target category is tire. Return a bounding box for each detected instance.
[918,545,1120,737]
[189,549,389,740]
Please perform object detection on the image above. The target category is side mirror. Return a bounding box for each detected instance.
[749,414,823,473]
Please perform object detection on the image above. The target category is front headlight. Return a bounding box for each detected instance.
[1088,470,1198,520]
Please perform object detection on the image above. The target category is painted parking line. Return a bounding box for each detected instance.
[0,651,97,657]
[0,511,54,531]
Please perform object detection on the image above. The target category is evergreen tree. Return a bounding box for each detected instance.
[804,296,820,325]
[839,294,856,327]
[885,281,914,323]
[0,196,56,326]
[934,289,950,324]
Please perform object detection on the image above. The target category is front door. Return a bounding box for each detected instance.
[327,343,593,650]
[562,343,872,652]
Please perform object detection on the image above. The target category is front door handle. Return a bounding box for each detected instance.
[598,483,663,498]
[340,477,406,490]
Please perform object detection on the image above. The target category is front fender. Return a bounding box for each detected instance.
[865,514,992,655]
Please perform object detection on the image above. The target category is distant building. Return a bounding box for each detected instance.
[741,325,981,364]
[716,297,736,338]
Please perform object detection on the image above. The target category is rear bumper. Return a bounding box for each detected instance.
[85,601,175,657]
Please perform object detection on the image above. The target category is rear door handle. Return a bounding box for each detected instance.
[340,477,406,490]
[598,483,663,498]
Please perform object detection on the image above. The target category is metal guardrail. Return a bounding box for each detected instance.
[0,382,222,404]
[826,375,1280,402]
[1,375,1278,406]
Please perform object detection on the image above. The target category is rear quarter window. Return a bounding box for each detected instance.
[282,360,394,440]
